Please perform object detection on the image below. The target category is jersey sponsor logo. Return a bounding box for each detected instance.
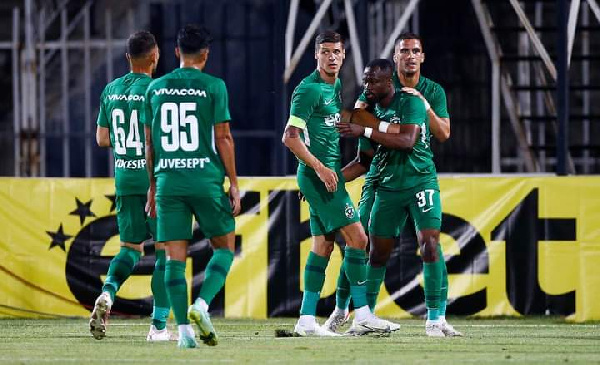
[115,158,146,169]
[152,88,207,97]
[158,157,211,169]
[324,113,341,127]
[107,94,145,102]
[420,122,429,148]
[344,203,355,219]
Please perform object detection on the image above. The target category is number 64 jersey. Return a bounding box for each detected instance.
[96,72,152,196]
[143,68,230,198]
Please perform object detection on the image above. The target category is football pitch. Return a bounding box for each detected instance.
[1,317,599,364]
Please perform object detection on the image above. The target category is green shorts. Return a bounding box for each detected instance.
[297,169,359,236]
[369,184,442,238]
[156,194,235,242]
[357,181,376,234]
[116,195,156,243]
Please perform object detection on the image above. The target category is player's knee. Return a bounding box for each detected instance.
[368,246,390,267]
[420,239,438,263]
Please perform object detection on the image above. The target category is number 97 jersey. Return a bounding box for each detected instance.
[96,72,152,196]
[143,68,231,198]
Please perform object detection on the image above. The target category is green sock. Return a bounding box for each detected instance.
[102,246,141,302]
[335,263,351,310]
[198,249,234,305]
[344,247,368,309]
[423,250,442,321]
[300,252,329,316]
[165,260,188,325]
[366,264,386,311]
[151,249,169,330]
[438,245,448,317]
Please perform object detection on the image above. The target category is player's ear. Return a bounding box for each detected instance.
[392,52,398,64]
[175,47,180,59]
[421,52,425,64]
[126,53,131,62]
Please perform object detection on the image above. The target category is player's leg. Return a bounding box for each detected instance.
[147,239,176,341]
[410,186,449,337]
[294,231,340,337]
[325,184,374,332]
[90,195,147,340]
[157,195,197,348]
[188,194,236,345]
[436,244,462,336]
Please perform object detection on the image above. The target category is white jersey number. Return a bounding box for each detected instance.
[160,102,199,152]
[111,108,143,156]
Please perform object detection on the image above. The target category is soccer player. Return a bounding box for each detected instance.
[91,31,174,341]
[337,58,451,337]
[282,30,390,336]
[325,33,460,336]
[144,24,241,349]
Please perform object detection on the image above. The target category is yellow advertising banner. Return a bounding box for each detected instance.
[0,177,598,321]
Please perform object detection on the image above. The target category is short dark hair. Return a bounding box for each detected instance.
[177,24,212,55]
[315,30,343,51]
[365,58,394,76]
[394,32,424,50]
[127,31,157,58]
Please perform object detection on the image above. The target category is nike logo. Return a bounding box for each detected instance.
[357,280,366,285]
[324,98,334,105]
[422,207,433,213]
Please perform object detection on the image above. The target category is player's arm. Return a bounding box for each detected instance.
[215,122,241,217]
[402,86,450,142]
[339,123,419,152]
[342,144,374,182]
[282,121,338,193]
[144,124,157,218]
[96,126,110,147]
[95,96,111,147]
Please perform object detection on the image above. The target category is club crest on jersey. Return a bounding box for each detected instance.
[344,203,355,219]
[390,116,402,124]
[324,113,341,127]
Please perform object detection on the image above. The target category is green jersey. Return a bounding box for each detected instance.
[358,137,380,187]
[288,69,343,171]
[144,68,231,198]
[358,73,450,118]
[96,73,151,196]
[373,92,436,191]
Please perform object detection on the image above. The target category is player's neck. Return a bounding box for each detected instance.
[180,60,205,71]
[398,71,420,88]
[129,65,152,77]
[318,68,337,84]
[129,63,153,77]
[379,85,396,108]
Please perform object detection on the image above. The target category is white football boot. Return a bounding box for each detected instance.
[439,318,463,337]
[323,308,350,333]
[146,325,178,341]
[425,320,446,337]
[89,292,112,340]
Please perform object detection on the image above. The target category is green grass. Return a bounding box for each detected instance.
[0,317,599,364]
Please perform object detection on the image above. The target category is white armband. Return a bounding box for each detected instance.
[378,122,390,133]
[363,127,373,138]
[423,99,431,111]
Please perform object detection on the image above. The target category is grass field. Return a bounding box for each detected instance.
[1,317,599,364]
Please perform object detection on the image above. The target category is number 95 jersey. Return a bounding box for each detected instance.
[143,68,231,198]
[96,72,152,196]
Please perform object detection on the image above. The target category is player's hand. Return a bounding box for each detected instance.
[229,184,241,217]
[145,185,156,218]
[315,164,338,192]
[401,87,424,99]
[337,121,365,138]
